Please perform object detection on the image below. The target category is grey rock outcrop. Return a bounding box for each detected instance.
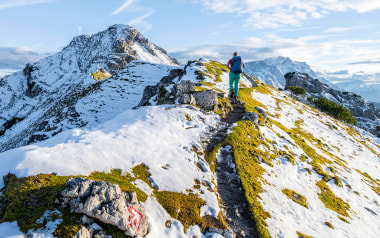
[255,107,268,125]
[73,222,112,238]
[59,177,149,237]
[73,226,91,238]
[285,72,380,135]
[138,62,219,110]
[193,90,219,109]
[244,112,259,126]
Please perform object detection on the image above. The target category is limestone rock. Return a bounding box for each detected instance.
[138,74,219,110]
[73,226,91,238]
[179,94,196,105]
[175,80,196,96]
[244,112,259,126]
[193,90,219,109]
[255,107,268,124]
[60,177,149,237]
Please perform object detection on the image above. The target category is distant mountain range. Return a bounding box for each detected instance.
[244,56,324,89]
[244,56,380,104]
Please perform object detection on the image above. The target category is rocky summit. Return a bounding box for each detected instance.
[0,25,380,238]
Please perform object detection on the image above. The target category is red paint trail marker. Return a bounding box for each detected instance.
[128,206,142,231]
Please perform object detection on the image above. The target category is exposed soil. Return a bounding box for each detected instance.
[205,99,259,238]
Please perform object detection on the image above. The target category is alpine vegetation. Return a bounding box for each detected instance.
[0,24,380,238]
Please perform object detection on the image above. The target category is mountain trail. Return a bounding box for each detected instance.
[205,98,259,238]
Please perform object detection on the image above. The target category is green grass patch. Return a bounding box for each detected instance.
[271,119,335,181]
[88,168,148,202]
[0,173,70,233]
[214,96,233,116]
[282,189,308,208]
[255,84,274,95]
[201,60,227,83]
[324,221,334,229]
[338,216,349,223]
[154,191,226,231]
[354,169,380,196]
[204,143,222,173]
[297,231,314,238]
[0,166,151,236]
[217,119,272,238]
[239,88,267,112]
[316,180,350,217]
[53,211,81,237]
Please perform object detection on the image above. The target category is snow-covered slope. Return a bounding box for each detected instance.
[0,24,179,153]
[1,58,380,238]
[285,72,380,136]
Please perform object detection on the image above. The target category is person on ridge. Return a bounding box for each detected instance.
[226,52,245,103]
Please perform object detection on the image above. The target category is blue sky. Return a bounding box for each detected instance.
[1,0,380,75]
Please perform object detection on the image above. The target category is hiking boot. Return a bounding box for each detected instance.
[228,90,234,99]
[233,96,243,104]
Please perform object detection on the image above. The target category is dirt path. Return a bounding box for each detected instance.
[205,100,259,238]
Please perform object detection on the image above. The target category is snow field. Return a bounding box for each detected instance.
[250,85,380,237]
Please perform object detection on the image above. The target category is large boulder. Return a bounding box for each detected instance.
[60,177,149,237]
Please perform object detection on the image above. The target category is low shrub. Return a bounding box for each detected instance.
[313,97,357,125]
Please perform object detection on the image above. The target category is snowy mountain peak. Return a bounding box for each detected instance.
[62,24,178,74]
[244,56,320,89]
[0,24,180,153]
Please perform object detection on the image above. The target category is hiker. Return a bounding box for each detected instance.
[226,52,245,103]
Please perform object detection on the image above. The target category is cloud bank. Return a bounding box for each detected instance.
[193,0,380,29]
[0,46,51,70]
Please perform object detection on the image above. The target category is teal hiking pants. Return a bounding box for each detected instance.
[229,72,241,96]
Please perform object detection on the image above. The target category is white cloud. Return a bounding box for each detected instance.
[323,27,354,33]
[128,8,155,33]
[0,0,53,10]
[169,33,380,74]
[192,0,242,13]
[111,0,154,33]
[192,0,380,29]
[111,0,137,15]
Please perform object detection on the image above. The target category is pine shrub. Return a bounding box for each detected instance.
[313,97,357,125]
[287,86,306,96]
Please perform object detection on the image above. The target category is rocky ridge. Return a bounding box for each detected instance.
[285,72,380,136]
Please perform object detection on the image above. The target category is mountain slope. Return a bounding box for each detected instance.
[1,57,380,238]
[0,24,179,153]
[285,72,380,136]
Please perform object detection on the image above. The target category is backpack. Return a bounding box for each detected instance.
[230,56,243,74]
